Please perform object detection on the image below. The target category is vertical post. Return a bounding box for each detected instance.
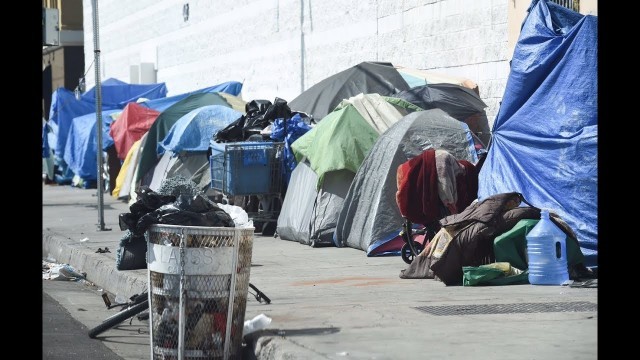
[92,0,106,230]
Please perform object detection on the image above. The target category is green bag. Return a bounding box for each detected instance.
[462,262,529,286]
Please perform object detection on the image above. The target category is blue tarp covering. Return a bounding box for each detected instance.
[141,81,243,112]
[159,105,242,154]
[48,79,167,162]
[82,78,168,109]
[477,0,597,266]
[63,110,121,180]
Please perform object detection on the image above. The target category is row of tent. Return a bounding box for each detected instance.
[42,0,597,267]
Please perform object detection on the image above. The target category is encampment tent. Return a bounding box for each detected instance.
[278,93,420,246]
[135,92,245,185]
[288,62,411,122]
[334,109,479,255]
[48,78,167,162]
[477,0,598,266]
[109,102,160,160]
[147,105,243,192]
[63,109,122,181]
[392,83,491,146]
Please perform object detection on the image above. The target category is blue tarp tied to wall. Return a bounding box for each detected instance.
[48,79,167,161]
[477,0,597,267]
[63,110,122,180]
[141,81,243,112]
[159,105,242,154]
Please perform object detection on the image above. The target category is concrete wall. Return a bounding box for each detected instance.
[83,0,516,127]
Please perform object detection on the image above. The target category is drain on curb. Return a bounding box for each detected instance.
[414,301,597,316]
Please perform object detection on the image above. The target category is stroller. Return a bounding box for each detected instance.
[395,149,481,264]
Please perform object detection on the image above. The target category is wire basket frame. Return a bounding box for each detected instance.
[146,224,254,360]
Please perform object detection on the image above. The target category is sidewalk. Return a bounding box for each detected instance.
[42,183,597,360]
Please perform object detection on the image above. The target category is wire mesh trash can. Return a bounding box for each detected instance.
[146,224,254,360]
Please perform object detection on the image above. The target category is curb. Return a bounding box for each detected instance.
[43,233,148,297]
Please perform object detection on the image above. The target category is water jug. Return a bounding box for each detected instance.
[526,209,569,285]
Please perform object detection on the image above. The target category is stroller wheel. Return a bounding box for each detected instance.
[401,241,424,264]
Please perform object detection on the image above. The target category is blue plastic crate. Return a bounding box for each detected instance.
[209,141,284,196]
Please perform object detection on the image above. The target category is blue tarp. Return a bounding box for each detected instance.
[141,81,243,112]
[477,0,597,266]
[63,110,121,180]
[48,79,167,162]
[270,114,312,184]
[159,105,242,154]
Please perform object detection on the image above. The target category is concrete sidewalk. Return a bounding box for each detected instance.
[43,184,598,360]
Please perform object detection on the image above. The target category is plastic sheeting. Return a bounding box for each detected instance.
[477,0,597,266]
[159,105,242,154]
[63,109,121,180]
[335,109,478,255]
[269,114,313,184]
[48,79,167,161]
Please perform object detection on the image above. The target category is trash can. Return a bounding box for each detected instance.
[146,224,254,359]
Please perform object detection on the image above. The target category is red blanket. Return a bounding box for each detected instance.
[396,150,478,225]
[396,149,440,225]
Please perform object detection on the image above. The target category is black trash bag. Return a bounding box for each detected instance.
[173,194,216,213]
[118,212,139,231]
[129,186,176,217]
[244,97,292,134]
[115,231,147,270]
[212,115,246,143]
[134,195,235,233]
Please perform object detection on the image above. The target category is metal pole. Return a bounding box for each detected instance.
[92,0,106,231]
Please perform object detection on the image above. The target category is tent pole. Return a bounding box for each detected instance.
[92,0,107,231]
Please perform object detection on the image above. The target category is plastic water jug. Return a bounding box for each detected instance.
[526,209,569,285]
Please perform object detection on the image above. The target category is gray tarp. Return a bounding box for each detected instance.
[334,109,478,255]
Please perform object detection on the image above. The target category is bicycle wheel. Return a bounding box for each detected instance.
[88,300,149,338]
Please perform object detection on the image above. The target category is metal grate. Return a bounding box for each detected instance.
[414,301,597,316]
[147,224,254,359]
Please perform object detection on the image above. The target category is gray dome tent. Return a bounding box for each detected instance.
[334,108,479,255]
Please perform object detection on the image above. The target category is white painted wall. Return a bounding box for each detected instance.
[83,0,511,126]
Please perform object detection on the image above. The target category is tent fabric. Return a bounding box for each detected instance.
[308,169,355,246]
[158,105,242,154]
[118,134,147,202]
[48,79,167,161]
[135,92,244,183]
[394,65,479,94]
[283,94,419,246]
[291,94,419,189]
[63,109,122,180]
[140,81,243,112]
[288,61,411,121]
[112,137,142,198]
[335,109,478,255]
[110,102,161,160]
[477,0,598,266]
[276,161,318,244]
[392,83,491,146]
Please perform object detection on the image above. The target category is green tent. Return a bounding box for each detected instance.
[291,94,421,189]
[135,92,245,183]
